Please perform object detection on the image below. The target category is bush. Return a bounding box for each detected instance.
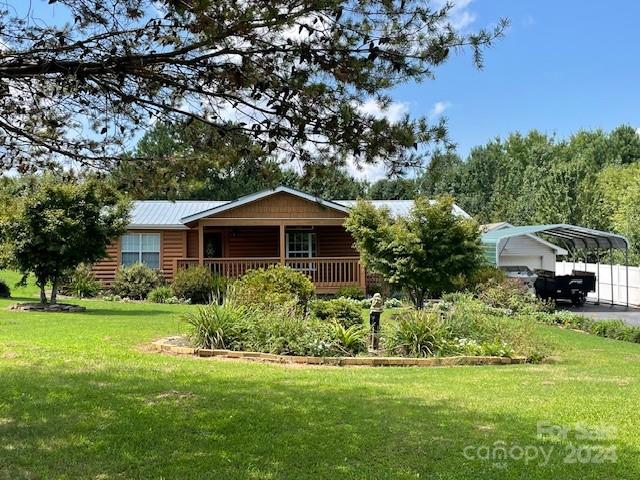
[310,297,363,328]
[111,263,162,300]
[384,310,446,357]
[476,278,550,314]
[171,266,225,304]
[230,265,314,310]
[185,303,248,349]
[466,266,506,289]
[64,263,101,298]
[0,279,10,298]
[335,284,365,300]
[384,298,403,309]
[148,286,173,304]
[331,323,367,356]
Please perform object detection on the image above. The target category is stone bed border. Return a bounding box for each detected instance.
[152,338,527,367]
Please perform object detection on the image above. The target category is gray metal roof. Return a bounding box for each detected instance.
[129,200,228,229]
[128,190,470,228]
[334,200,470,218]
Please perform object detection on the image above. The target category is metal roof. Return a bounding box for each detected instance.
[334,200,470,218]
[129,200,228,229]
[128,187,471,228]
[481,224,629,265]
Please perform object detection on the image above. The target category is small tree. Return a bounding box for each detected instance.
[0,178,129,304]
[345,196,483,308]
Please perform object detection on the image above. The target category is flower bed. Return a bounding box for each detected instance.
[152,337,526,367]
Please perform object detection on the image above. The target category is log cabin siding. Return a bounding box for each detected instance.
[92,239,120,286]
[161,230,186,281]
[186,230,199,258]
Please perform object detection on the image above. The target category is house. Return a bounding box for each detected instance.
[92,186,469,294]
[481,222,568,271]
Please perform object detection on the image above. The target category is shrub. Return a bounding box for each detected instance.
[230,265,314,310]
[335,284,365,300]
[331,323,367,356]
[111,263,162,300]
[466,266,506,289]
[310,297,363,328]
[384,310,447,357]
[0,279,10,298]
[171,266,224,304]
[64,263,101,298]
[384,298,403,309]
[476,278,549,314]
[148,286,173,304]
[185,303,248,349]
[360,298,372,309]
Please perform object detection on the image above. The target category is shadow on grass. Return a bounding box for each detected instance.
[0,362,636,480]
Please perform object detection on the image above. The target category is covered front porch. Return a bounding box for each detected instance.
[176,223,364,294]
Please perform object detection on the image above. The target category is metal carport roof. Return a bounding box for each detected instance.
[481,224,630,265]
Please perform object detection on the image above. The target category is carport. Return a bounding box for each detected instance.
[481,224,631,307]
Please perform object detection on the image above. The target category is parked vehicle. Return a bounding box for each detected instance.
[534,270,596,306]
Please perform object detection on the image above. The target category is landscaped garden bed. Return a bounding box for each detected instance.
[152,336,527,367]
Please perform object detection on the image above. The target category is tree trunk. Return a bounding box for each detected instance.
[50,279,59,305]
[39,283,48,304]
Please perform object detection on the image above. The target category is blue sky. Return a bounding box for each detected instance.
[394,0,640,158]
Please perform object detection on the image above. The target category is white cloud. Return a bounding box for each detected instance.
[429,101,451,119]
[358,98,409,123]
[435,0,477,31]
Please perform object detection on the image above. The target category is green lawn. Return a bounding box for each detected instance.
[1,271,640,479]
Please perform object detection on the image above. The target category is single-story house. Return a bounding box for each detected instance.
[92,186,469,293]
[481,222,568,271]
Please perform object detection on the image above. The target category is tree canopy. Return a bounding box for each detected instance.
[0,0,506,172]
[0,177,130,304]
[345,196,483,307]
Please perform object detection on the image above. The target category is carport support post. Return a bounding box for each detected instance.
[625,247,629,309]
[596,247,600,306]
[610,247,614,306]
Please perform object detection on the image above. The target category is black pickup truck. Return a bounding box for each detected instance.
[534,270,596,307]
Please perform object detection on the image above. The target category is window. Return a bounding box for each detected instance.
[286,231,317,258]
[121,233,161,269]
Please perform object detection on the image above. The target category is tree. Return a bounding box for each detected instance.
[368,177,417,199]
[0,178,130,304]
[0,0,506,172]
[416,150,463,196]
[297,164,367,199]
[345,196,483,307]
[593,163,640,259]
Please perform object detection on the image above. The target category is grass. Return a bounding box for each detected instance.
[1,271,640,479]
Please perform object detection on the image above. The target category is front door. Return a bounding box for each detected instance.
[204,232,223,258]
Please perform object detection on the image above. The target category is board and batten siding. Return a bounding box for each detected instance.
[316,226,358,257]
[214,192,346,219]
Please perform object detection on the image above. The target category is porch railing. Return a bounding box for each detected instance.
[175,257,362,288]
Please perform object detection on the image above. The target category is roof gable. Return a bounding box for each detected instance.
[181,186,349,223]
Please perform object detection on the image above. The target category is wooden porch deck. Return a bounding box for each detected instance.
[175,257,364,293]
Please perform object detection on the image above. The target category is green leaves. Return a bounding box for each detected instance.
[345,196,483,307]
